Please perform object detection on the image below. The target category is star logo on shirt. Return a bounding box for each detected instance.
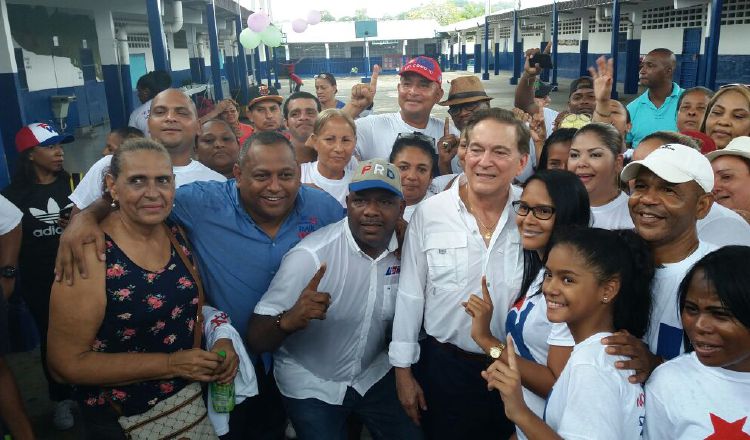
[705,414,750,440]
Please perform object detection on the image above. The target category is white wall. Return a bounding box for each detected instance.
[718,25,750,55]
[15,43,84,91]
[640,29,685,54]
[171,47,190,71]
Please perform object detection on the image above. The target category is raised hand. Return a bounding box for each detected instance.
[481,335,528,422]
[437,116,459,174]
[279,265,331,333]
[463,276,495,350]
[524,42,551,77]
[349,64,381,112]
[589,56,615,104]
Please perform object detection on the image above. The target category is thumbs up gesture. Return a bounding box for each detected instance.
[280,265,331,333]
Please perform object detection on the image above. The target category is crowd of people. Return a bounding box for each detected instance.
[0,49,749,440]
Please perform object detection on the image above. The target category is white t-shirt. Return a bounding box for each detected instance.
[0,194,22,235]
[591,192,634,230]
[644,352,750,439]
[545,332,645,439]
[354,112,460,161]
[128,99,152,137]
[300,159,356,209]
[506,269,574,440]
[697,203,750,247]
[645,241,716,360]
[69,155,226,210]
[254,219,399,405]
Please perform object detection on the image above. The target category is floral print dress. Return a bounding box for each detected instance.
[74,224,200,416]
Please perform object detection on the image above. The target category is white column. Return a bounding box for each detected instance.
[284,44,290,61]
[93,6,118,66]
[325,42,330,59]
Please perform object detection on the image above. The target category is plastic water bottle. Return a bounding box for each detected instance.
[211,350,235,412]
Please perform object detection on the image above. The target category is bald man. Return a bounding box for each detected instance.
[626,49,683,147]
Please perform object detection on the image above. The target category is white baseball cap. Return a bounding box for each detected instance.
[620,143,714,192]
[706,136,750,162]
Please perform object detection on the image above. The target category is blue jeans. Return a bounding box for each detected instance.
[282,369,423,440]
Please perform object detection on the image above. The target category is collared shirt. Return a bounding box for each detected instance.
[389,182,524,367]
[626,82,683,147]
[254,219,399,405]
[170,180,345,339]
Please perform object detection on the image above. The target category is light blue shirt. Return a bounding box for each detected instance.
[171,180,345,345]
[626,82,683,148]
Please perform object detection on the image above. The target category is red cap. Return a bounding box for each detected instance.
[399,56,442,84]
[681,130,717,154]
[15,123,74,153]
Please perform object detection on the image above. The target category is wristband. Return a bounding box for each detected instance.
[275,311,288,333]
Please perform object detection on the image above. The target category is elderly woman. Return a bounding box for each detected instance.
[47,139,237,439]
[707,136,750,221]
[701,85,750,150]
[300,109,357,208]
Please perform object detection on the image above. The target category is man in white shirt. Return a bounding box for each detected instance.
[247,160,422,439]
[632,131,750,247]
[70,88,225,211]
[354,56,459,175]
[606,143,716,383]
[389,108,529,439]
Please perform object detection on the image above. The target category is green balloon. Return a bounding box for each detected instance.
[239,28,261,49]
[260,25,282,48]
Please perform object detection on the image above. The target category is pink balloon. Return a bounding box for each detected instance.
[247,12,270,33]
[292,18,308,33]
[306,10,321,25]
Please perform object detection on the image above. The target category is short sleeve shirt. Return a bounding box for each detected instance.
[626,83,683,147]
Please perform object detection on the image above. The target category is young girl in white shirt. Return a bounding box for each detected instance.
[645,245,750,439]
[483,227,654,439]
[465,169,591,440]
[300,109,357,208]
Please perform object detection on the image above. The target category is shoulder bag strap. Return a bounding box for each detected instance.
[164,224,204,350]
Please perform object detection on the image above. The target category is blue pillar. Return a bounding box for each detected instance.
[146,0,169,72]
[705,0,722,90]
[264,46,272,87]
[579,39,589,76]
[206,1,223,100]
[272,48,281,89]
[609,0,621,99]
[102,65,127,129]
[494,42,500,75]
[253,49,262,85]
[461,44,467,70]
[624,39,641,94]
[540,41,550,82]
[511,10,521,85]
[120,64,133,116]
[474,43,481,73]
[449,44,454,70]
[551,1,559,87]
[225,55,236,91]
[483,17,490,80]
[189,57,202,83]
[235,17,249,104]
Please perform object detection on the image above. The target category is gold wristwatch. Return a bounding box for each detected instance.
[488,343,506,360]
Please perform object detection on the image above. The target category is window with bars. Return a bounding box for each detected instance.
[590,14,631,33]
[722,0,750,25]
[128,33,151,49]
[560,18,581,35]
[642,5,706,29]
[496,27,511,38]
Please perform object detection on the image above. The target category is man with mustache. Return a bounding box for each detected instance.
[247,159,421,438]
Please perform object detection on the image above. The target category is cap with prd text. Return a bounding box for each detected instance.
[15,123,74,153]
[247,84,283,109]
[349,159,403,198]
[399,56,442,84]
[620,143,714,192]
[706,136,750,162]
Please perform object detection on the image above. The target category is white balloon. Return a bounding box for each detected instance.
[306,10,321,25]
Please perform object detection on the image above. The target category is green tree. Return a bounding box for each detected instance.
[320,10,336,22]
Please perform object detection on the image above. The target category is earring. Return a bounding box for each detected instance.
[602,296,609,304]
[111,199,118,209]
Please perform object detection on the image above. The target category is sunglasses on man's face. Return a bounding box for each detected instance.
[448,101,482,116]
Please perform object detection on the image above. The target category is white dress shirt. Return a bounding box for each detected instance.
[254,219,400,405]
[389,182,524,367]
